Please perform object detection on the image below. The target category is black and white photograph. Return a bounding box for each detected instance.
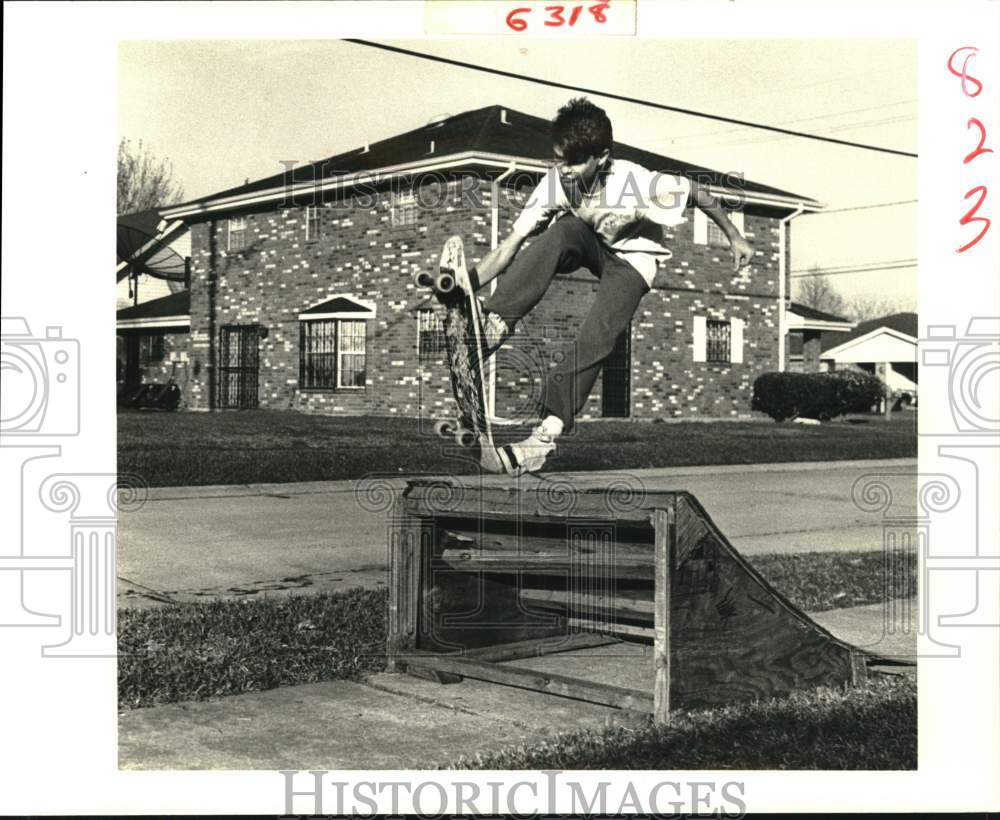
[3,1,999,815]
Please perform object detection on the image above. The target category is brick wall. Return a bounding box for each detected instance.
[185,171,784,420]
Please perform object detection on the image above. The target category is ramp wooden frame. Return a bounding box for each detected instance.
[388,479,871,723]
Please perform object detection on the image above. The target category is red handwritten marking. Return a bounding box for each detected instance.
[505,2,612,31]
[957,186,991,254]
[589,2,610,22]
[506,7,530,31]
[544,5,566,26]
[947,46,983,97]
[964,118,995,164]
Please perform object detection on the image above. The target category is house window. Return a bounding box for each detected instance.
[305,206,321,240]
[694,209,745,247]
[706,320,732,363]
[417,309,446,361]
[299,319,367,389]
[391,190,418,227]
[138,332,166,366]
[228,216,247,251]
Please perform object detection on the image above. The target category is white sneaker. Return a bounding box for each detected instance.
[498,417,562,476]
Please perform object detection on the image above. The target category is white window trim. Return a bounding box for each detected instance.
[693,316,743,364]
[305,205,321,240]
[228,216,247,251]
[391,190,418,227]
[336,319,367,389]
[298,295,376,321]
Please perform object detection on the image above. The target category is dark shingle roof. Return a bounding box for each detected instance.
[176,105,816,209]
[117,290,190,321]
[789,302,851,323]
[821,312,918,352]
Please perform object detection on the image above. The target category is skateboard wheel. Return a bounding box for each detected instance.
[454,428,476,448]
[414,271,434,289]
[435,272,455,293]
[433,419,455,438]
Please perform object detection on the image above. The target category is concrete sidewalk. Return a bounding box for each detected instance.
[118,458,917,608]
[118,599,918,770]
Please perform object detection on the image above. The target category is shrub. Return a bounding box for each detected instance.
[752,370,885,422]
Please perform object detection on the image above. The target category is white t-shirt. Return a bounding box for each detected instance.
[512,158,691,287]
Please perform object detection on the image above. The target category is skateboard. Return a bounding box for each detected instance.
[414,236,502,471]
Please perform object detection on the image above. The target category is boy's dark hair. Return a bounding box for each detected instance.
[551,97,613,164]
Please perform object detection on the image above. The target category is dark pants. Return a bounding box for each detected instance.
[482,215,649,431]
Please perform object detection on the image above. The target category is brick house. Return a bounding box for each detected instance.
[158,105,821,420]
[785,303,854,372]
[116,210,192,395]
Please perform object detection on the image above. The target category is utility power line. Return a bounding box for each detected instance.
[661,99,917,146]
[344,39,919,159]
[790,262,917,278]
[802,199,918,215]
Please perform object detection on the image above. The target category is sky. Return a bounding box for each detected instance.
[119,38,918,312]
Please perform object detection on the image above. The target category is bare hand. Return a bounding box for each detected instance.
[730,235,754,272]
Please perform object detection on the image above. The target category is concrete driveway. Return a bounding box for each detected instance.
[117,458,916,607]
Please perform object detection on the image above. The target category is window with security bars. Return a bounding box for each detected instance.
[228,216,247,251]
[299,319,367,389]
[706,320,731,363]
[305,205,321,240]
[138,332,165,366]
[391,190,418,227]
[417,309,446,361]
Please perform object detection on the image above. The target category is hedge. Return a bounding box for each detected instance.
[752,370,886,422]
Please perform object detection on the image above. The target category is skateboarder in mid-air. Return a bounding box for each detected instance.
[465,97,754,476]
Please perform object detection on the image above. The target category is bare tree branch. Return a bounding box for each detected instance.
[117,138,185,214]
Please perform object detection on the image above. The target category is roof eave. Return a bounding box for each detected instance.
[162,151,822,219]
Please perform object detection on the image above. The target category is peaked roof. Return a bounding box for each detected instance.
[171,104,817,211]
[300,295,375,316]
[821,312,917,352]
[117,290,190,321]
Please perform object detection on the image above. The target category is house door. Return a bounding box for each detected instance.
[218,325,260,409]
[602,324,631,418]
[122,334,141,389]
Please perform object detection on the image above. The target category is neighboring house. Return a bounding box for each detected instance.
[785,303,854,372]
[117,209,191,308]
[116,290,192,397]
[159,104,822,419]
[821,312,919,400]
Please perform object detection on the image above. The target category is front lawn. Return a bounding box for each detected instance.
[117,549,914,710]
[118,410,916,487]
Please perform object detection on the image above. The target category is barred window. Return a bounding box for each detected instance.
[299,319,367,389]
[305,205,321,240]
[706,320,731,363]
[392,190,418,227]
[418,308,446,361]
[228,216,247,251]
[707,219,729,247]
[138,332,166,366]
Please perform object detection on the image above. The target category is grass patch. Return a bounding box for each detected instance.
[747,550,915,612]
[118,550,914,710]
[449,676,916,770]
[117,587,387,710]
[119,410,916,487]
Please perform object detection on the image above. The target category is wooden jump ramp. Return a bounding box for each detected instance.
[388,478,878,723]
